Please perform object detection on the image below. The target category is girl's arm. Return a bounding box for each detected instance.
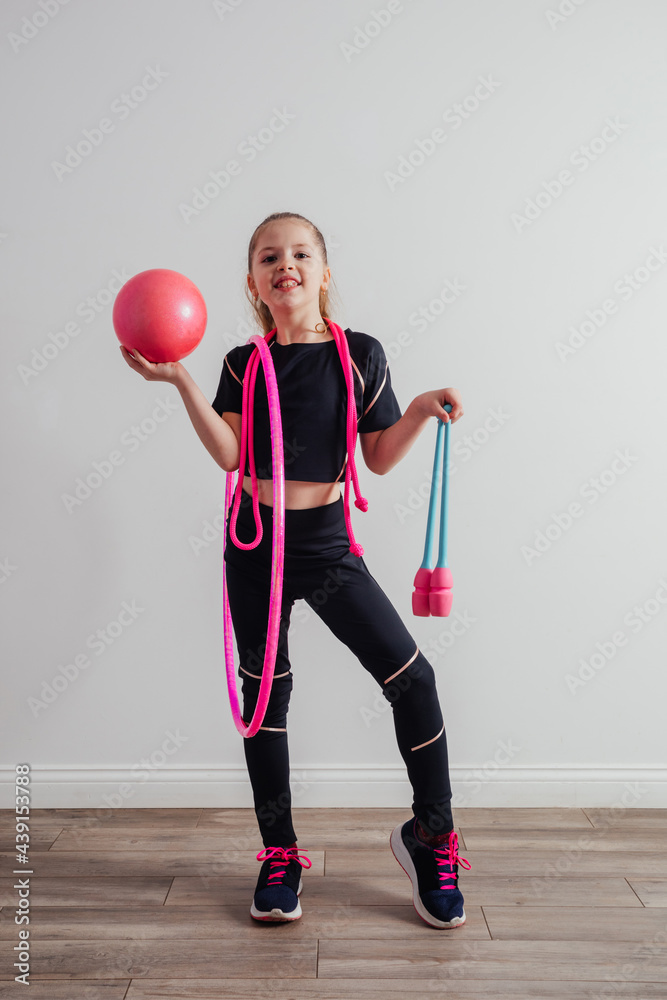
[119,345,240,472]
[365,387,463,476]
[175,366,240,471]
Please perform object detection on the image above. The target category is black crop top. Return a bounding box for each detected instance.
[211,328,402,483]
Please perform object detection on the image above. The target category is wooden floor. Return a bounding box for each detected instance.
[1,806,667,998]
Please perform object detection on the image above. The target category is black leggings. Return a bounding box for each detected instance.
[224,488,454,847]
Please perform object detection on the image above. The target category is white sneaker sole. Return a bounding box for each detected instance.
[390,822,466,930]
[250,875,303,922]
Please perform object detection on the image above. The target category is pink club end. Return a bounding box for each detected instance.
[412,566,432,617]
[429,566,453,617]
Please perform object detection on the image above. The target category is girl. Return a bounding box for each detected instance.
[120,211,470,930]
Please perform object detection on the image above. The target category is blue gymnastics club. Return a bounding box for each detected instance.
[412,404,453,617]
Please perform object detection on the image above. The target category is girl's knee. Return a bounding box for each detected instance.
[241,668,293,727]
[382,650,437,704]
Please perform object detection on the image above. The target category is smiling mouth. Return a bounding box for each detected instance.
[275,280,300,289]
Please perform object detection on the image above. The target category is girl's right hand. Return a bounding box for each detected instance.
[119,344,183,384]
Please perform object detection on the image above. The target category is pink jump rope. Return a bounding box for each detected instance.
[222,318,368,738]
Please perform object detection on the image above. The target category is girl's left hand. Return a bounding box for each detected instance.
[414,387,464,424]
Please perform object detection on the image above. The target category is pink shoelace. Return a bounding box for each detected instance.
[433,830,472,889]
[255,845,313,884]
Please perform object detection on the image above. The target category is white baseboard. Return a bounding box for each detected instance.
[2,765,666,809]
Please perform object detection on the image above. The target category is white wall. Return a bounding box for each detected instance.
[2,0,666,810]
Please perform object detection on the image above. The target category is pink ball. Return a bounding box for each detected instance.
[113,268,207,363]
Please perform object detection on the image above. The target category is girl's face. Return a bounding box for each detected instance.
[248,221,330,313]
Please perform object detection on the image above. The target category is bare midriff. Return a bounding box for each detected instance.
[242,476,341,509]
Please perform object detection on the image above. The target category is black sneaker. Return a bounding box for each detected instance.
[390,817,471,928]
[250,844,313,922]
